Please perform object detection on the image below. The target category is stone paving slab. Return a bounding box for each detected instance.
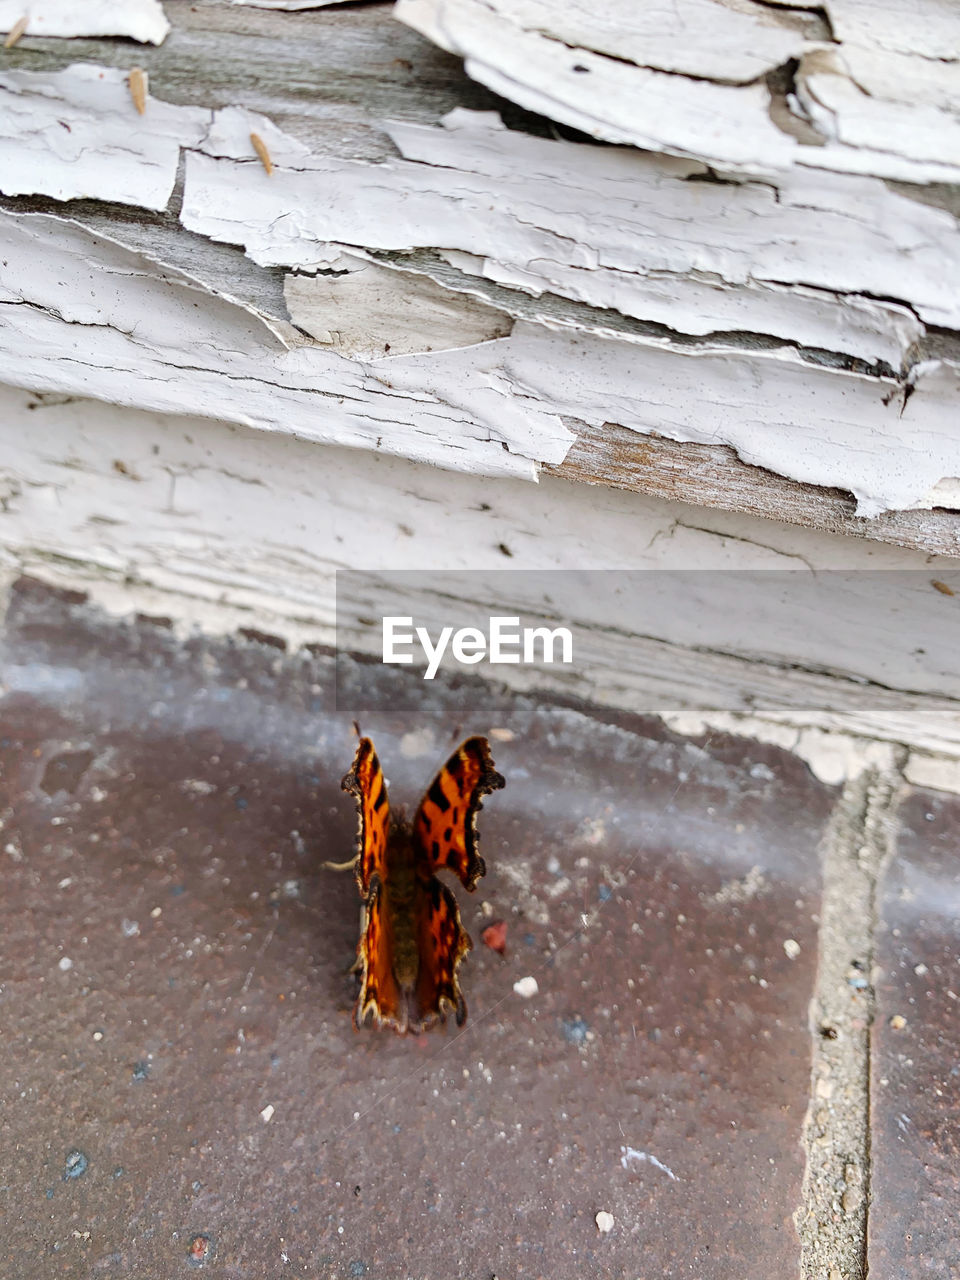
[0,580,831,1278]
[870,787,960,1280]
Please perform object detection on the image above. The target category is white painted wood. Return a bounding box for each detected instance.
[2,383,957,759]
[284,258,512,356]
[0,65,207,208]
[226,0,368,7]
[397,0,799,173]
[8,201,960,515]
[199,104,313,166]
[0,1,169,44]
[465,0,814,85]
[824,0,960,61]
[0,211,573,479]
[386,111,946,341]
[0,7,957,535]
[397,0,960,183]
[503,325,960,519]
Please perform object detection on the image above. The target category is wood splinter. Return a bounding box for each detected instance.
[3,15,28,48]
[250,132,274,176]
[128,66,147,115]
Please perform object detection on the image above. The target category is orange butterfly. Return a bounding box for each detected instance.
[340,734,505,1035]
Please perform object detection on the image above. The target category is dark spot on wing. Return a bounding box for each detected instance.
[428,778,451,812]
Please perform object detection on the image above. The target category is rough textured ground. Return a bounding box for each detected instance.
[0,577,953,1279]
[869,787,960,1279]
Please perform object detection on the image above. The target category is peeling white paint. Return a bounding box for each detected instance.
[397,0,798,173]
[0,65,207,209]
[397,0,960,184]
[198,104,312,166]
[0,211,572,479]
[0,1,169,44]
[225,0,365,7]
[1,64,957,513]
[824,0,960,61]
[491,0,811,86]
[185,106,955,348]
[0,48,957,523]
[4,196,959,512]
[502,324,960,518]
[796,54,960,182]
[11,199,960,513]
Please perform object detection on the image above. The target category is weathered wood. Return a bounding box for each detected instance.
[0,1,509,155]
[551,426,960,560]
[1,0,959,548]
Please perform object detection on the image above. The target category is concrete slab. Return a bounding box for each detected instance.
[0,579,831,1278]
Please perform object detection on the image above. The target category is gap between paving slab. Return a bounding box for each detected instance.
[796,757,908,1280]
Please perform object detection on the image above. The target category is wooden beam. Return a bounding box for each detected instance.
[551,425,960,559]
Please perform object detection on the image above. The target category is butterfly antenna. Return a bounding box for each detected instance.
[352,720,362,739]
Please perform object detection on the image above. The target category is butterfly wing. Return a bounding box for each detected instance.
[353,882,405,1031]
[341,736,390,896]
[413,877,472,1029]
[412,736,504,889]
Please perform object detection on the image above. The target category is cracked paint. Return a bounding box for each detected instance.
[397,0,960,184]
[0,211,573,479]
[0,64,207,208]
[181,106,949,360]
[0,46,958,515]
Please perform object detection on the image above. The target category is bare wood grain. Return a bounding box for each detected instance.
[550,424,960,559]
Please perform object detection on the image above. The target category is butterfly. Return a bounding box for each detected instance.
[340,733,505,1035]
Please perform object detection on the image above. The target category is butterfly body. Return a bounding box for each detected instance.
[376,824,420,991]
[341,735,504,1035]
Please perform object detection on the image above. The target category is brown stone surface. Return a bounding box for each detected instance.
[0,580,830,1278]
[870,787,960,1279]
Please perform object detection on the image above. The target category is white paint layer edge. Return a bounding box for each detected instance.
[0,65,207,208]
[396,0,960,185]
[0,0,169,43]
[4,203,960,513]
[0,211,572,479]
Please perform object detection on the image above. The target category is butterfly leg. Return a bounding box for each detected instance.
[322,853,360,872]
